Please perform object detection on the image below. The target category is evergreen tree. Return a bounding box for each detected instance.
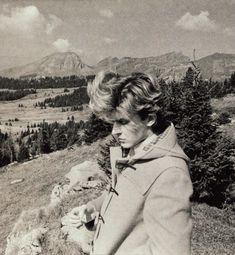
[97,137,119,179]
[161,67,235,206]
[83,114,112,144]
[38,127,51,153]
[18,143,30,162]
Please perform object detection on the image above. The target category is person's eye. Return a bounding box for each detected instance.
[117,119,130,125]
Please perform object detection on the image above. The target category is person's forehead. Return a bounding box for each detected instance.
[108,108,142,123]
[109,108,130,120]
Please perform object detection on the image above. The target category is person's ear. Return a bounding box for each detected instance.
[146,113,156,127]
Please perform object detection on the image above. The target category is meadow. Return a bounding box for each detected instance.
[0,88,90,136]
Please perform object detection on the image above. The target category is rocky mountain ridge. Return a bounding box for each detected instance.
[0,51,235,81]
[0,52,94,79]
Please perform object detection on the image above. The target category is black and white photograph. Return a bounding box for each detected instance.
[0,0,234,254]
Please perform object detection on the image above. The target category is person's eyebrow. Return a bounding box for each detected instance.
[116,118,130,123]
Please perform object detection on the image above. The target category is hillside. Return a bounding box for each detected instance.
[0,141,234,254]
[196,53,235,81]
[0,142,101,254]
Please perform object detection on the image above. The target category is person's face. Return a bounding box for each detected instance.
[110,109,151,149]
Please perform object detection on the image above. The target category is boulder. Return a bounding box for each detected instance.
[50,161,106,206]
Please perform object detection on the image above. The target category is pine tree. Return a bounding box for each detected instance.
[83,114,112,144]
[162,67,235,206]
[97,137,119,179]
[18,143,30,162]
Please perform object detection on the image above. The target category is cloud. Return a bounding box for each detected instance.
[176,11,217,32]
[0,5,61,35]
[103,37,116,44]
[99,9,114,18]
[53,39,71,52]
[46,14,62,34]
[223,27,235,37]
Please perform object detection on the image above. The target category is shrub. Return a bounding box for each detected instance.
[216,111,231,125]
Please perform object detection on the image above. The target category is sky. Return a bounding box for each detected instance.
[0,0,234,70]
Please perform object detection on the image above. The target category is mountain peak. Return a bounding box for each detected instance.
[0,51,94,78]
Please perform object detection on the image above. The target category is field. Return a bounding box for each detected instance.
[0,88,90,136]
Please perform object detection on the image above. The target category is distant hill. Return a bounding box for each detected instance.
[0,52,95,78]
[94,52,191,81]
[0,51,235,81]
[195,53,235,81]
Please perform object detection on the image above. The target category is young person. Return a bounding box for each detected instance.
[66,72,193,255]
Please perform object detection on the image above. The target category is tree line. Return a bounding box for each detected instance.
[40,87,89,107]
[0,89,36,101]
[0,75,95,90]
[0,72,234,100]
[0,114,111,168]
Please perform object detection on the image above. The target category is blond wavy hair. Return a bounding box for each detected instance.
[87,71,169,134]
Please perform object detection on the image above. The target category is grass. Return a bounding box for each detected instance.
[211,94,235,139]
[0,140,234,254]
[192,203,234,255]
[211,94,235,112]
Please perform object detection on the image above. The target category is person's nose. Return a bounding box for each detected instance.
[112,122,121,136]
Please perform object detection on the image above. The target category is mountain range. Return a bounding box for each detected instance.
[0,51,235,81]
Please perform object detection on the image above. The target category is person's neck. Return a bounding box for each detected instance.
[129,131,155,157]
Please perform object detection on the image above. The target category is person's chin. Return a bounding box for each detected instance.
[120,143,132,149]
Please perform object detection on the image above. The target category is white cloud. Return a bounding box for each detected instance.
[53,38,71,52]
[99,9,114,18]
[223,27,235,37]
[0,5,61,35]
[103,37,116,44]
[176,11,217,32]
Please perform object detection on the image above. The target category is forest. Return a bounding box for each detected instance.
[0,89,36,101]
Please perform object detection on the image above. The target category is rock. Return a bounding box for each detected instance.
[50,161,106,206]
[61,225,95,254]
[18,227,48,255]
[10,179,25,185]
[5,208,48,255]
[65,161,104,187]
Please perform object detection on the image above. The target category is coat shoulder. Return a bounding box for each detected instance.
[121,156,190,196]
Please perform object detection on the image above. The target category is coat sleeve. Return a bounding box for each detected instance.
[141,167,193,255]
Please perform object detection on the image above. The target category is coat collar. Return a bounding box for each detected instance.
[109,123,188,195]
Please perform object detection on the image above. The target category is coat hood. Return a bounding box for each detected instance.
[129,123,189,163]
[110,123,189,168]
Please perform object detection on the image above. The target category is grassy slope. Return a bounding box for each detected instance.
[0,141,234,255]
[0,142,100,254]
[211,94,235,140]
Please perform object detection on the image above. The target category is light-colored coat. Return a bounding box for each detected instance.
[89,124,193,255]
